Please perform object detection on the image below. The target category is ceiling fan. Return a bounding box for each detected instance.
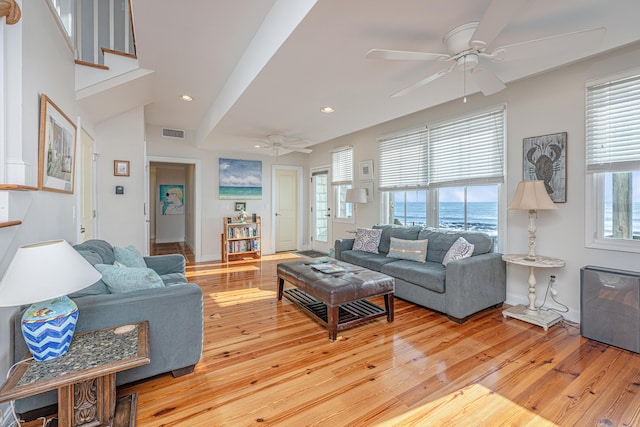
[255,134,313,156]
[366,0,606,99]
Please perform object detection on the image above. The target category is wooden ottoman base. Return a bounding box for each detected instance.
[277,259,395,341]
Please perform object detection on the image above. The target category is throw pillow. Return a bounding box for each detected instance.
[114,245,146,268]
[352,228,382,253]
[94,264,164,294]
[442,237,475,266]
[387,237,428,262]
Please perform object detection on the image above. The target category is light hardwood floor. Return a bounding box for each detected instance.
[26,244,640,426]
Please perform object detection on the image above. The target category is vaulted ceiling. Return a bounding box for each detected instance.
[130,0,640,155]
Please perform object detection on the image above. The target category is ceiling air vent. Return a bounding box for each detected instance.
[162,128,185,139]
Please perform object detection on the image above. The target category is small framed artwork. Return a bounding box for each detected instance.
[235,202,246,211]
[114,160,130,176]
[359,160,373,181]
[38,94,77,194]
[363,182,374,202]
[523,132,567,203]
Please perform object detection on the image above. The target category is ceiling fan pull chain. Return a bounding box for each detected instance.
[463,55,468,103]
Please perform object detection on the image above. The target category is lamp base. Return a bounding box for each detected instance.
[21,295,78,361]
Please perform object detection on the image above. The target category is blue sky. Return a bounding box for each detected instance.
[219,158,262,188]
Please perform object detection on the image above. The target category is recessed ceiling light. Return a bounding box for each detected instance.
[254,145,262,148]
[320,106,335,113]
[180,95,194,102]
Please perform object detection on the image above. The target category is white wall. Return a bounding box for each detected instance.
[146,126,310,261]
[0,0,92,400]
[308,42,640,323]
[95,106,146,250]
[155,166,186,243]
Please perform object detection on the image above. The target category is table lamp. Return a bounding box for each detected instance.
[508,180,557,260]
[0,240,102,361]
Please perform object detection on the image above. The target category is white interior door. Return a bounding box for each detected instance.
[275,168,298,252]
[311,168,332,253]
[80,128,95,242]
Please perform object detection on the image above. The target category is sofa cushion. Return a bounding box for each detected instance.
[340,250,398,272]
[353,228,382,253]
[374,225,422,254]
[95,264,165,294]
[418,228,493,263]
[381,260,446,293]
[73,240,115,265]
[442,237,474,266]
[114,245,147,268]
[387,237,428,262]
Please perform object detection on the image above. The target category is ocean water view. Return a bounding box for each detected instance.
[394,202,497,234]
[394,201,640,238]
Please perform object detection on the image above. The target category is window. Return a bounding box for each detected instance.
[379,107,505,245]
[586,71,640,251]
[331,146,353,221]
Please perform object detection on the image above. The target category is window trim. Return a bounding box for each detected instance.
[585,69,640,253]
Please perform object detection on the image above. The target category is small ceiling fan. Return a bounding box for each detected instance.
[367,0,606,99]
[255,134,313,157]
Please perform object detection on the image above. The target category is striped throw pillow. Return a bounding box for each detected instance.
[387,237,428,262]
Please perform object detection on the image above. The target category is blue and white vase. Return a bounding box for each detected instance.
[21,295,79,361]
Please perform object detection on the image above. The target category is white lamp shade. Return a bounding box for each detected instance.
[346,188,367,204]
[508,180,557,211]
[0,240,102,307]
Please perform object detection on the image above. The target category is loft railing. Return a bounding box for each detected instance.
[49,0,136,66]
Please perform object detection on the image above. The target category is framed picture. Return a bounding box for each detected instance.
[235,202,246,211]
[219,158,263,200]
[523,132,567,203]
[38,94,77,193]
[359,160,373,181]
[114,160,130,176]
[362,182,374,202]
[160,184,184,215]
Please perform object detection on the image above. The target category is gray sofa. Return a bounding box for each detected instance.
[335,225,506,322]
[12,239,203,415]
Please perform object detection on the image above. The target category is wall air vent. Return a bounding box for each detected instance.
[162,128,185,139]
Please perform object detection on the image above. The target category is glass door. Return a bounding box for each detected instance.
[311,169,331,254]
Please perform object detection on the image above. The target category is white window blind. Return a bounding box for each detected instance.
[378,128,428,191]
[586,73,640,173]
[331,146,353,184]
[429,108,505,188]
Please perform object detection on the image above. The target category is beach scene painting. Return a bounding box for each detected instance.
[219,158,262,200]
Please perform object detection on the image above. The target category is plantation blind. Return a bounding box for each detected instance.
[429,108,505,188]
[378,128,428,191]
[586,73,640,173]
[331,146,353,184]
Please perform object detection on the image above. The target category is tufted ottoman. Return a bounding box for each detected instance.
[277,258,395,341]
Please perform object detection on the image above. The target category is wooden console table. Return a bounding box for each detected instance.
[502,254,565,330]
[0,321,150,427]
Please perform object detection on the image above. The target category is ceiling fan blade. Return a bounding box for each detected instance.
[366,48,450,61]
[469,66,506,96]
[470,0,529,50]
[392,63,455,97]
[288,147,313,154]
[492,27,606,62]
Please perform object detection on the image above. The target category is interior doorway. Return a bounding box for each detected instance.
[273,165,303,252]
[147,156,202,262]
[79,128,96,243]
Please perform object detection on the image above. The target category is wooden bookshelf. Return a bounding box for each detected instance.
[222,216,261,262]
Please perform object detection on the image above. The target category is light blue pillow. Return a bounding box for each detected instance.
[94,264,164,294]
[114,245,146,268]
[387,237,428,262]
